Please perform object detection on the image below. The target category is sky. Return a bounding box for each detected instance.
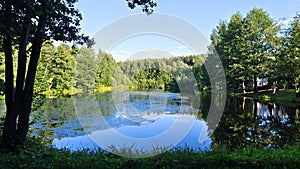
[75,0,300,61]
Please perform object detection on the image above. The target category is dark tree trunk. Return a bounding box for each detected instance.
[13,17,31,143]
[253,100,258,116]
[1,0,50,151]
[1,35,19,151]
[253,74,257,93]
[14,16,31,112]
[16,4,48,142]
[1,1,19,152]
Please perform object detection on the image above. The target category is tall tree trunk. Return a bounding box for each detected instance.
[14,16,31,112]
[1,1,19,152]
[253,100,258,116]
[1,35,18,151]
[1,0,50,149]
[253,74,257,93]
[16,5,48,142]
[13,17,31,142]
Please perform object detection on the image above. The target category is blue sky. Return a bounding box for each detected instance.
[76,0,300,61]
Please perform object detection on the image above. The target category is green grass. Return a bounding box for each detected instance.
[0,137,300,169]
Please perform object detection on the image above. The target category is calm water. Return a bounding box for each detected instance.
[1,92,299,154]
[30,92,212,154]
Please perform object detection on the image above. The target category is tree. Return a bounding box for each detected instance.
[95,51,118,88]
[0,0,157,152]
[74,46,97,94]
[244,8,280,93]
[211,13,250,92]
[211,8,280,93]
[275,13,300,91]
[35,42,77,97]
[50,43,75,96]
[34,41,56,95]
[0,0,87,152]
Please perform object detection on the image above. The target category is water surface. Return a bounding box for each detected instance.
[1,92,299,154]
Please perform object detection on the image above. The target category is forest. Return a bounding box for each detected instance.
[1,7,299,98]
[0,42,209,98]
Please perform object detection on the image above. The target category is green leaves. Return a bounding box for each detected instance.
[126,0,157,14]
[95,52,118,88]
[275,13,300,88]
[35,42,75,97]
[74,46,97,94]
[211,8,280,92]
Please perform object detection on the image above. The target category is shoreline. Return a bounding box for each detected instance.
[231,89,300,107]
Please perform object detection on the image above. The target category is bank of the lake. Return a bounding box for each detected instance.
[231,89,300,107]
[0,137,299,169]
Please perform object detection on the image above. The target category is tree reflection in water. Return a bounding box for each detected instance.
[212,97,300,150]
[20,93,300,150]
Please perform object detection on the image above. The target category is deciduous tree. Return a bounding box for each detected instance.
[0,0,157,152]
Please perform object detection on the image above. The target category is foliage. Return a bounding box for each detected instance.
[0,7,299,99]
[273,13,300,89]
[119,56,206,92]
[34,41,55,95]
[0,137,299,169]
[74,46,97,94]
[0,0,158,152]
[95,51,119,88]
[126,0,157,14]
[0,0,91,151]
[7,45,208,97]
[211,8,280,93]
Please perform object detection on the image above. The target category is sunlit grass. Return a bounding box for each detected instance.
[95,86,112,93]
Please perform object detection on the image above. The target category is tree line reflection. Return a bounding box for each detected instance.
[212,97,300,150]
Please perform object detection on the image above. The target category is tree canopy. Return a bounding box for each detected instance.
[211,8,281,93]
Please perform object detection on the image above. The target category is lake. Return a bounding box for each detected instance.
[1,91,299,157]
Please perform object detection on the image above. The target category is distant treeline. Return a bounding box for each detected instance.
[0,41,210,98]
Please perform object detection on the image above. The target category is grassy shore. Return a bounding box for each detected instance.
[0,137,299,169]
[232,89,300,107]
